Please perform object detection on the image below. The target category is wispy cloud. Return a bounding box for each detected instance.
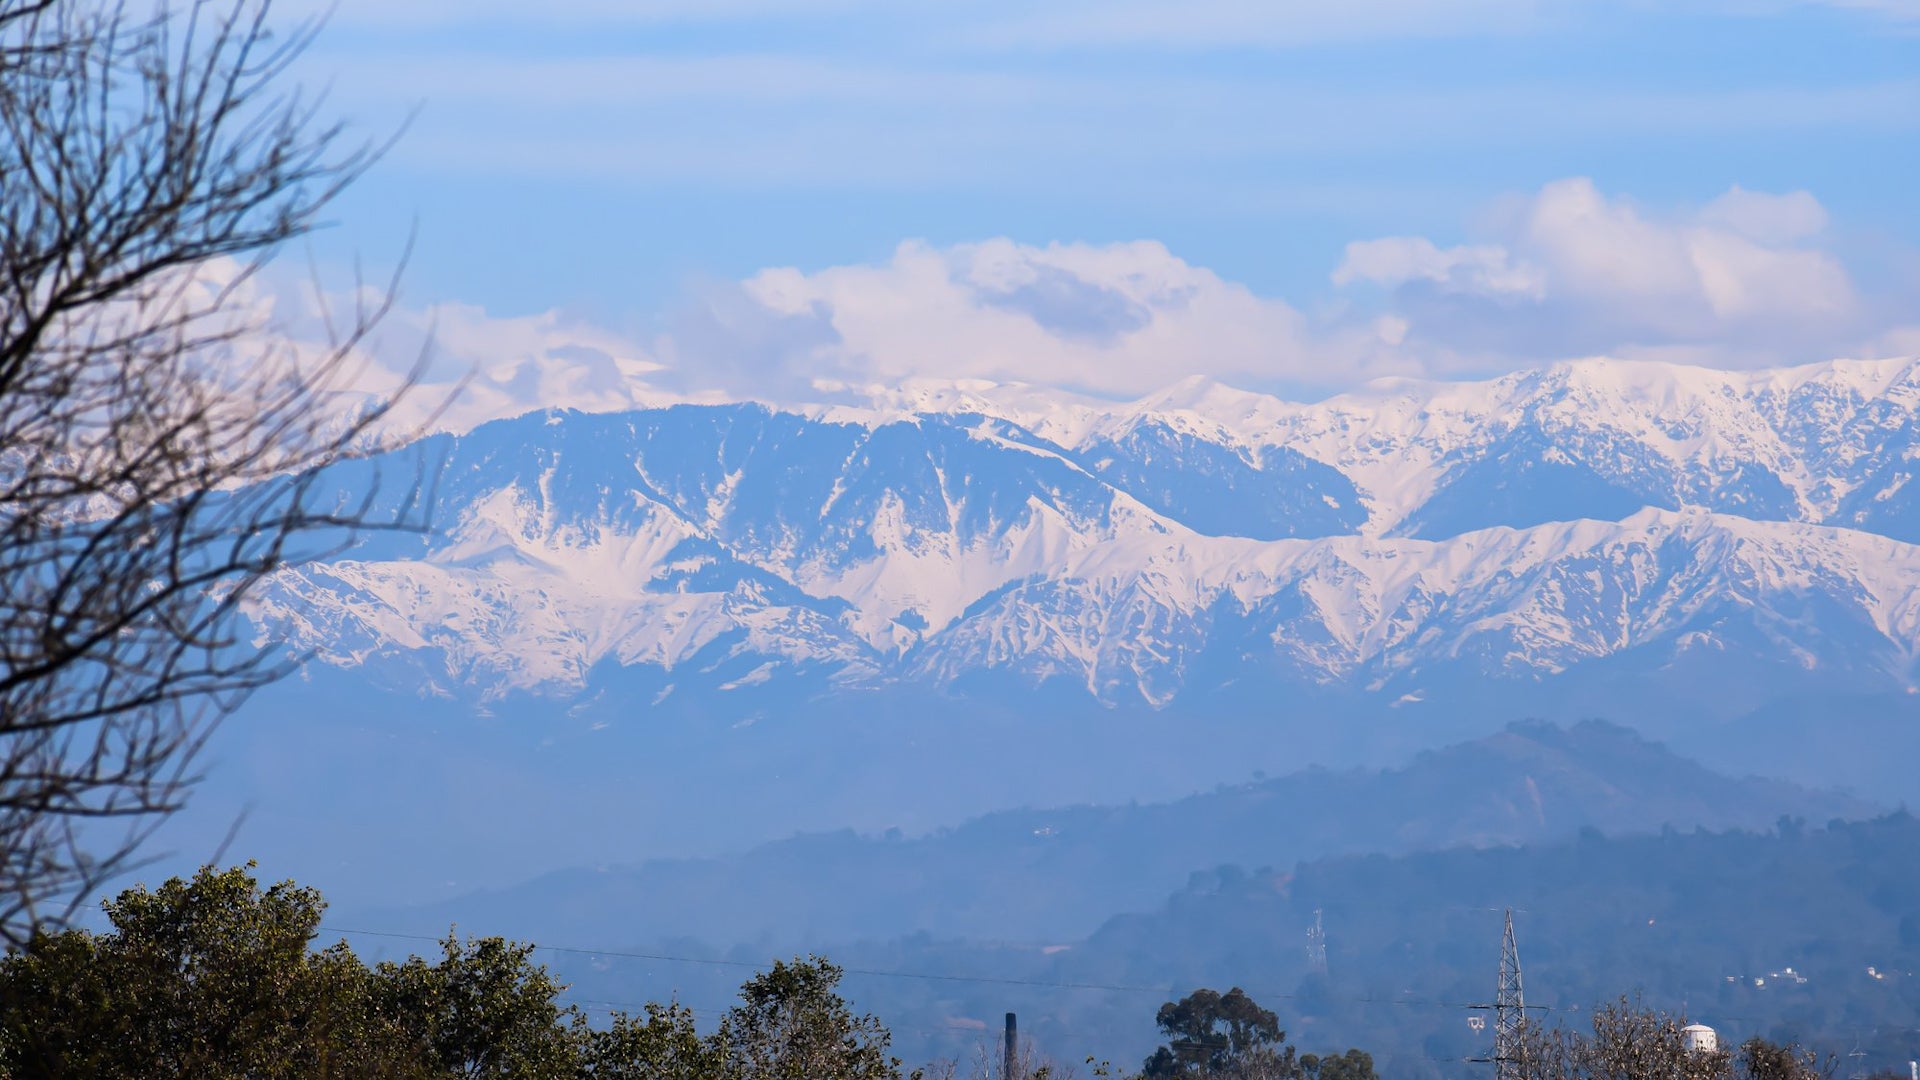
[326,45,1918,191]
[1795,0,1920,19]
[260,0,1920,397]
[298,0,1920,36]
[281,0,907,29]
[276,0,1920,273]
[962,0,1556,50]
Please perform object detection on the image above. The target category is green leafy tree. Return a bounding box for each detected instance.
[715,956,906,1080]
[375,933,582,1079]
[1302,1049,1377,1080]
[0,865,593,1079]
[0,864,427,1079]
[575,1001,723,1080]
[0,866,956,1080]
[1142,987,1298,1079]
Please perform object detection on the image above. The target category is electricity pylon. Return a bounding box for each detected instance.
[1493,909,1527,1080]
[1470,908,1530,1080]
[1306,908,1328,975]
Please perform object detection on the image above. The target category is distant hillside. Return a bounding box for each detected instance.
[180,358,1920,913]
[368,720,1875,945]
[520,814,1920,1080]
[1000,813,1920,1078]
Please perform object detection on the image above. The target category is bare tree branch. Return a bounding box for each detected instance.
[0,0,429,945]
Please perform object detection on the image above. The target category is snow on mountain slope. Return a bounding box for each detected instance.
[254,424,1920,706]
[244,356,1920,711]
[257,404,1175,695]
[877,356,1920,539]
[904,507,1920,703]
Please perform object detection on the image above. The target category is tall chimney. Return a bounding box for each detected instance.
[1004,1012,1017,1080]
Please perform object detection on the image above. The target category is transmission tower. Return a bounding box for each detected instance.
[1469,909,1530,1080]
[1494,909,1527,1080]
[1306,908,1328,975]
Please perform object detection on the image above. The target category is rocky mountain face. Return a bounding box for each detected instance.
[251,356,1920,718]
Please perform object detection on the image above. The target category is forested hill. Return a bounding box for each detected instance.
[890,810,1920,1068]
[712,812,1918,1078]
[371,720,1875,947]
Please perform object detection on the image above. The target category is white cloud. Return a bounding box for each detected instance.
[1333,177,1864,362]
[683,238,1406,397]
[1684,229,1854,321]
[217,239,1401,430]
[1698,185,1829,243]
[1333,237,1546,298]
[1518,178,1708,307]
[191,180,1901,434]
[208,269,688,439]
[1868,324,1920,357]
[429,204,1892,406]
[1526,178,1855,327]
[370,302,679,435]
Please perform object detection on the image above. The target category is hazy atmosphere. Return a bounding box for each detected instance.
[3,2,1919,1078]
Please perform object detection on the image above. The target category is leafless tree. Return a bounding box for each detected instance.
[1734,1036,1830,1080]
[0,0,429,944]
[1516,999,1733,1080]
[919,1035,1085,1080]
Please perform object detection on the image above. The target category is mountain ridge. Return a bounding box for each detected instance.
[360,719,1877,946]
[859,354,1920,537]
[252,391,1920,706]
[178,355,1920,908]
[225,355,1920,798]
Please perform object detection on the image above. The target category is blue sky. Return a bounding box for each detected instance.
[267,0,1920,417]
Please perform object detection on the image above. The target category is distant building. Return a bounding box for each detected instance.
[1683,1024,1719,1054]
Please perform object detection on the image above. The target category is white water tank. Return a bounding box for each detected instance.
[1683,1025,1719,1053]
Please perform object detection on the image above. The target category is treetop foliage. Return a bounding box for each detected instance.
[1516,998,1830,1080]
[9,864,1833,1080]
[0,866,1392,1080]
[1141,986,1374,1080]
[0,865,908,1080]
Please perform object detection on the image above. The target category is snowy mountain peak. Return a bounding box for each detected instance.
[253,356,1920,719]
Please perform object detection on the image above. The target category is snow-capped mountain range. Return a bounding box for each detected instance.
[251,355,1920,714]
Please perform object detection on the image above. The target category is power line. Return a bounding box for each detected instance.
[324,925,1190,994]
[316,923,1569,1015]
